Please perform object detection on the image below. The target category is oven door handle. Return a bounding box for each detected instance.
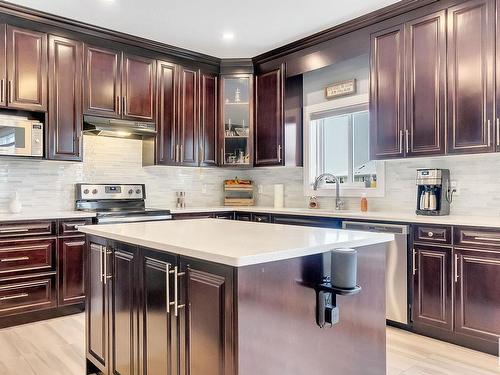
[97,215,172,224]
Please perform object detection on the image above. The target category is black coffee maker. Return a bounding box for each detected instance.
[416,169,451,216]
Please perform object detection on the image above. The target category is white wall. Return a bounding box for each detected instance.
[2,134,500,216]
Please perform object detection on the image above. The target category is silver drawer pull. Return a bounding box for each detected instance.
[0,228,29,234]
[474,236,500,242]
[0,256,29,262]
[0,293,28,301]
[427,232,434,237]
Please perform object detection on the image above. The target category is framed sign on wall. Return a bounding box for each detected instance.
[325,79,357,99]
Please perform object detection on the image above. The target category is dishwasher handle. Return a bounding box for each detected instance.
[342,221,409,235]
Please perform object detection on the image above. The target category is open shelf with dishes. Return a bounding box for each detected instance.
[220,74,253,166]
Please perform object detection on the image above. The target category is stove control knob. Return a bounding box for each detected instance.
[92,189,98,195]
[135,189,141,195]
[83,189,90,195]
[128,189,134,195]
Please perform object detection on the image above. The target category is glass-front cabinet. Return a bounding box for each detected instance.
[219,74,253,166]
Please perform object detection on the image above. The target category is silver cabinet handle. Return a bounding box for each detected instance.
[454,254,459,283]
[487,120,492,146]
[0,256,29,262]
[220,148,224,165]
[0,79,4,103]
[175,145,180,163]
[412,249,417,275]
[117,96,121,115]
[166,263,171,314]
[7,80,12,103]
[277,145,282,163]
[180,144,184,163]
[496,118,500,147]
[103,247,112,284]
[405,130,409,153]
[99,245,103,283]
[169,266,185,317]
[123,96,127,115]
[0,293,28,301]
[399,130,404,153]
[0,228,29,234]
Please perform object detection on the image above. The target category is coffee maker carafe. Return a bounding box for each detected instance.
[416,169,451,216]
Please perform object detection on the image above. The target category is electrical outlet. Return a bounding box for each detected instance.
[258,185,263,194]
[450,181,459,196]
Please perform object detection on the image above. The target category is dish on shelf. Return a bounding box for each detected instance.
[235,128,249,137]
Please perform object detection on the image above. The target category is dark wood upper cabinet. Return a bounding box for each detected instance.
[200,73,218,166]
[122,54,155,121]
[48,35,83,161]
[84,45,121,118]
[412,244,453,331]
[156,60,178,165]
[255,66,284,166]
[6,25,47,111]
[58,236,86,306]
[454,248,500,345]
[178,67,199,166]
[447,0,495,154]
[405,12,446,157]
[0,24,6,107]
[370,25,405,159]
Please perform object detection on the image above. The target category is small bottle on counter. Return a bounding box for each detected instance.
[360,193,368,212]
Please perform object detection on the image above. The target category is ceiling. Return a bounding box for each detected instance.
[6,0,400,58]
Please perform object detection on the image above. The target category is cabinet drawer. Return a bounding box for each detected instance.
[455,227,500,250]
[235,212,252,221]
[59,218,93,236]
[0,221,55,238]
[0,275,56,316]
[214,212,234,220]
[413,225,452,244]
[0,239,55,274]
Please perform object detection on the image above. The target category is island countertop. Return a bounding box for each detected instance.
[78,219,394,267]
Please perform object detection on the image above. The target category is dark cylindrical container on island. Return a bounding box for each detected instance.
[331,248,358,289]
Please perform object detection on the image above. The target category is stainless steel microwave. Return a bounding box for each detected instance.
[0,117,43,157]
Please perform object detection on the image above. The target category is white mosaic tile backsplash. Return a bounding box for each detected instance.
[1,135,500,216]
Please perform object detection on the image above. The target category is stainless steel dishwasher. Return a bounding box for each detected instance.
[342,221,409,325]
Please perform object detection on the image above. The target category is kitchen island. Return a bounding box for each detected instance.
[79,219,393,375]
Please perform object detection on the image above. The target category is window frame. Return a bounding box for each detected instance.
[303,93,385,198]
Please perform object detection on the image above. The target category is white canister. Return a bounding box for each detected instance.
[9,192,22,214]
[273,184,284,208]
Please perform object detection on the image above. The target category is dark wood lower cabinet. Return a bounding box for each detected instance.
[454,248,500,346]
[58,236,86,306]
[412,244,453,331]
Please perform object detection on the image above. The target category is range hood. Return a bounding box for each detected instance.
[83,115,156,139]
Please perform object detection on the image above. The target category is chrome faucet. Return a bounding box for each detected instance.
[313,173,344,210]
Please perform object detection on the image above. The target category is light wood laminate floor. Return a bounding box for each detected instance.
[0,314,497,374]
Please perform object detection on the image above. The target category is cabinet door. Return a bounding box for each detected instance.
[255,67,284,166]
[48,35,83,161]
[200,73,218,166]
[454,248,500,343]
[6,25,47,111]
[140,249,178,375]
[110,242,139,375]
[412,244,453,331]
[178,67,199,166]
[0,24,6,107]
[84,45,121,118]
[86,241,109,373]
[122,54,155,121]
[156,60,178,165]
[179,257,235,375]
[370,25,405,159]
[405,12,446,157]
[447,0,495,154]
[59,236,86,306]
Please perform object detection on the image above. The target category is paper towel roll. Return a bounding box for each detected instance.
[274,184,284,208]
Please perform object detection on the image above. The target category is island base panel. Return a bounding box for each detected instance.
[236,243,387,375]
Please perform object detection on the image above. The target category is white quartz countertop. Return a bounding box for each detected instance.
[169,206,500,228]
[78,219,394,267]
[0,211,96,222]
